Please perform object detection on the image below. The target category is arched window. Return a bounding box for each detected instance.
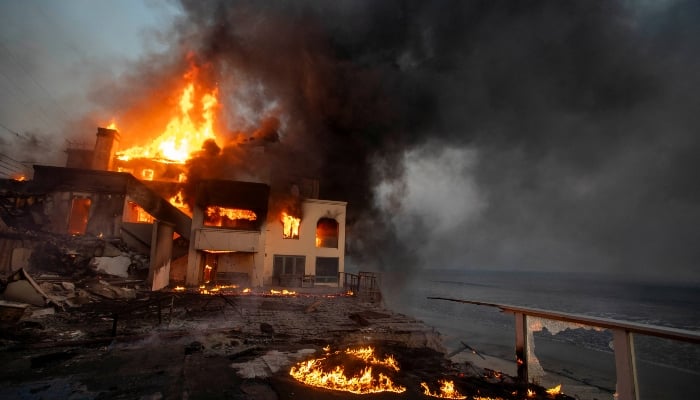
[316,218,338,248]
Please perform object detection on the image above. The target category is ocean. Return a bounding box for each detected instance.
[380,269,700,399]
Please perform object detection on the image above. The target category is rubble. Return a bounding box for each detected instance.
[2,268,52,306]
[0,283,575,400]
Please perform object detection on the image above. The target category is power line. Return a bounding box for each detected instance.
[0,69,61,128]
[0,41,73,126]
[0,121,22,137]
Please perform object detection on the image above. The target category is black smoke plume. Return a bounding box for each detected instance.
[90,0,700,283]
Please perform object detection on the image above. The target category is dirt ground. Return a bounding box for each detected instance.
[1,287,573,400]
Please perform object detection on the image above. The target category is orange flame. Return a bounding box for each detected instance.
[116,65,219,164]
[546,384,562,396]
[205,206,257,227]
[168,189,190,216]
[420,380,467,399]
[289,347,406,394]
[281,212,300,238]
[345,347,399,371]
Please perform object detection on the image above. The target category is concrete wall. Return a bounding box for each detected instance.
[262,199,346,286]
[44,191,125,238]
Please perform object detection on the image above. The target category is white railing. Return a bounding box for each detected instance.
[428,297,700,400]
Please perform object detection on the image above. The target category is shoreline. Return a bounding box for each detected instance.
[3,282,697,399]
[440,324,700,400]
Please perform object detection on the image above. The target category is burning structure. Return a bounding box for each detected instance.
[1,125,346,291]
[1,62,347,291]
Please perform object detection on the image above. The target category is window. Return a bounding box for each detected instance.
[124,201,154,223]
[316,218,339,248]
[68,197,91,235]
[315,257,339,283]
[281,213,300,239]
[273,255,305,277]
[204,206,257,229]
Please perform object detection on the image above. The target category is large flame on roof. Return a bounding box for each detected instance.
[116,64,219,164]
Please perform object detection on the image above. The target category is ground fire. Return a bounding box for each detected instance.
[421,379,467,399]
[289,346,406,394]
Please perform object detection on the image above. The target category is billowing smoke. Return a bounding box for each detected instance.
[84,0,700,283]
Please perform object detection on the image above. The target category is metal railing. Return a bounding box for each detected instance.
[428,297,700,400]
[340,271,382,302]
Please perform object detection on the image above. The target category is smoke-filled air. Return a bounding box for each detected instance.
[1,0,699,282]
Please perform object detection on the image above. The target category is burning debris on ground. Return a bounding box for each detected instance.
[0,262,574,399]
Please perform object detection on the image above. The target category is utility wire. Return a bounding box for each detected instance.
[0,41,73,126]
[0,121,22,137]
[0,70,60,128]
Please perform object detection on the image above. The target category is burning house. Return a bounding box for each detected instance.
[1,123,346,290]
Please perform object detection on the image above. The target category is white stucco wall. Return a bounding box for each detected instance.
[262,199,347,286]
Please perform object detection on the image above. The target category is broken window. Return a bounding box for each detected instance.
[315,218,339,248]
[204,206,257,229]
[315,257,339,283]
[281,213,300,239]
[68,197,91,235]
[123,201,154,223]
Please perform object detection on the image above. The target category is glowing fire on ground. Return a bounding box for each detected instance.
[116,64,219,164]
[420,380,466,399]
[289,346,406,394]
[281,212,300,238]
[269,289,296,296]
[546,384,562,396]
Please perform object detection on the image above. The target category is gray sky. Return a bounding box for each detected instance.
[1,0,699,282]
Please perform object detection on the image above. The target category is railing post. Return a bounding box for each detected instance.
[613,329,639,400]
[515,312,529,383]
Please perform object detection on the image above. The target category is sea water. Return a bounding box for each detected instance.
[382,269,700,399]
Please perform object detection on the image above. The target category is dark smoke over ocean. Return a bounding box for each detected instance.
[22,1,700,282]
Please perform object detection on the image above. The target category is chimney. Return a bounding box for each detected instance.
[92,127,120,171]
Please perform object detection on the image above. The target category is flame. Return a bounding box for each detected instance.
[269,289,297,296]
[420,380,467,399]
[126,201,154,223]
[106,120,117,130]
[116,65,219,164]
[527,388,536,397]
[345,347,399,371]
[11,174,26,182]
[281,212,300,238]
[289,346,405,394]
[168,189,191,216]
[205,206,257,227]
[174,286,185,292]
[546,384,562,396]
